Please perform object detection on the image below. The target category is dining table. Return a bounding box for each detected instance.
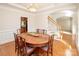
[18,32,50,55]
[18,32,50,47]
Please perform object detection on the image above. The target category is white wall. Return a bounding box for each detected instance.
[34,13,48,30]
[0,6,35,44]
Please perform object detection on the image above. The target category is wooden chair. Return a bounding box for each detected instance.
[40,36,53,56]
[20,28,26,33]
[36,29,47,34]
[14,33,35,56]
[43,29,47,34]
[17,28,26,34]
[14,33,19,55]
[17,29,21,34]
[14,33,25,55]
[49,35,53,56]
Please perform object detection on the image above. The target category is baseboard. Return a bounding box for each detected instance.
[61,31,72,35]
[0,39,14,45]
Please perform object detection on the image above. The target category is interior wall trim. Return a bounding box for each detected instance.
[0,29,16,45]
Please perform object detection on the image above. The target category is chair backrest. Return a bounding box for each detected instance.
[17,29,26,34]
[14,33,19,46]
[14,33,26,48]
[17,29,21,34]
[17,36,29,56]
[17,36,26,48]
[14,33,27,56]
[36,29,47,34]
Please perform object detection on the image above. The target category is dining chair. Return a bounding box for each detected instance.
[49,35,53,56]
[17,29,21,34]
[14,33,19,55]
[16,35,35,56]
[43,29,47,34]
[36,29,47,34]
[17,28,26,34]
[40,36,53,56]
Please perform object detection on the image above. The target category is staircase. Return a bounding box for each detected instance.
[48,16,72,49]
[48,16,62,40]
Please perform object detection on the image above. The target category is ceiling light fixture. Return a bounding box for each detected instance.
[64,10,73,17]
[28,7,36,12]
[27,4,38,12]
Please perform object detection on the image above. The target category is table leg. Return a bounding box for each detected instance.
[34,47,40,56]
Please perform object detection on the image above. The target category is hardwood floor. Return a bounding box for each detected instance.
[0,41,16,56]
[53,40,78,56]
[0,33,78,56]
[61,32,79,55]
[0,40,78,56]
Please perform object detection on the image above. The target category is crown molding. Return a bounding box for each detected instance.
[35,4,77,14]
[7,3,76,13]
[0,3,78,15]
[0,3,35,15]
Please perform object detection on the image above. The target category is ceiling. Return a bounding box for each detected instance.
[16,3,55,12]
[0,3,77,13]
[11,3,72,12]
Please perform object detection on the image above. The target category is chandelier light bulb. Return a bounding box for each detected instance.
[29,8,36,12]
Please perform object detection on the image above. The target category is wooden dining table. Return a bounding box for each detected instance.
[18,32,50,47]
[18,32,51,55]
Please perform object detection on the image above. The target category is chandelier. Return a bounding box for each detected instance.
[27,4,38,12]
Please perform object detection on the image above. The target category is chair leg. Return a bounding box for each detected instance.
[20,49,23,56]
[47,51,49,56]
[47,47,50,56]
[15,45,16,52]
[15,47,19,56]
[17,48,20,56]
[19,48,25,56]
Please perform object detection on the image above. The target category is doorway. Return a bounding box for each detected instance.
[21,17,28,33]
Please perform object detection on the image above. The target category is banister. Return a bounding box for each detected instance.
[48,16,72,49]
[48,16,62,32]
[48,16,63,40]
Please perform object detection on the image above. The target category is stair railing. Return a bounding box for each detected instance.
[48,16,62,39]
[48,16,72,49]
